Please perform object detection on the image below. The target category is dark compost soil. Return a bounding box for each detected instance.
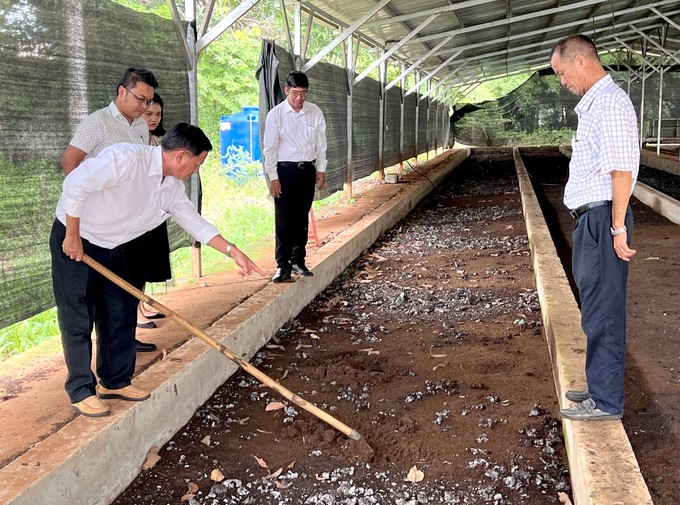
[112,151,572,505]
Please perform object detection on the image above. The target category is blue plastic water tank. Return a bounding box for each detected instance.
[220,106,261,164]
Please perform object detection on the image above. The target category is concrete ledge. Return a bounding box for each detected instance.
[514,148,652,505]
[0,149,469,505]
[633,181,680,225]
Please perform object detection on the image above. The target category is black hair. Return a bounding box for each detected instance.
[286,71,309,89]
[161,123,212,156]
[117,66,158,93]
[551,34,600,62]
[149,92,166,136]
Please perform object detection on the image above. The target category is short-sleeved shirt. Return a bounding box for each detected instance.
[565,74,639,209]
[69,102,149,159]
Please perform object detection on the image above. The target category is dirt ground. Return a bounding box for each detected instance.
[113,152,571,504]
[522,147,680,505]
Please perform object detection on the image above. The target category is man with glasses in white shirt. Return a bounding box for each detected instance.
[61,66,159,353]
[263,71,327,283]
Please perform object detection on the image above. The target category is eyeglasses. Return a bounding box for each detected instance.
[288,89,308,98]
[124,87,153,107]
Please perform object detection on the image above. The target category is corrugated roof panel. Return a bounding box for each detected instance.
[298,0,680,95]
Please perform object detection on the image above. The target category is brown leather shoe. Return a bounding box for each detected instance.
[97,384,150,401]
[71,395,111,417]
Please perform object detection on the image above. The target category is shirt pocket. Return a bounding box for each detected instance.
[303,125,317,143]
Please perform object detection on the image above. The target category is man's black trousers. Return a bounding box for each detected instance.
[50,220,137,403]
[274,162,316,268]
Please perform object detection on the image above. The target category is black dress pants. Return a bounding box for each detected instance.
[274,162,317,268]
[50,220,137,403]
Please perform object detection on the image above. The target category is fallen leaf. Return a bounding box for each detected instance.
[557,492,573,504]
[279,369,289,380]
[286,461,296,469]
[142,446,162,470]
[432,361,448,371]
[253,455,268,468]
[359,348,380,355]
[187,482,199,494]
[266,344,285,351]
[310,334,320,339]
[429,345,448,358]
[210,468,225,482]
[256,428,273,434]
[265,401,286,411]
[406,465,424,483]
[237,417,250,425]
[295,343,312,350]
[264,467,283,480]
[275,480,291,489]
[271,335,281,344]
[180,493,195,502]
[201,435,211,447]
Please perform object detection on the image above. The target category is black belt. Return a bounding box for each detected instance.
[278,161,315,169]
[569,200,610,219]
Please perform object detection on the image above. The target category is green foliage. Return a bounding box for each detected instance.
[454,107,514,146]
[0,308,59,361]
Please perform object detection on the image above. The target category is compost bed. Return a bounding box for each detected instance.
[113,151,570,505]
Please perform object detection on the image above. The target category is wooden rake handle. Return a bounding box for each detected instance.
[81,254,363,441]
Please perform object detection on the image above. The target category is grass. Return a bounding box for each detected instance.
[0,308,60,361]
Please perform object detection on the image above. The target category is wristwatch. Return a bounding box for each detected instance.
[610,225,627,236]
[225,242,234,256]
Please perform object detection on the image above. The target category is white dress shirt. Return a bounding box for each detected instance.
[565,74,639,209]
[56,143,220,249]
[262,99,327,181]
[69,102,149,159]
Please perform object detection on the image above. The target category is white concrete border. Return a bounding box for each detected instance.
[0,149,469,505]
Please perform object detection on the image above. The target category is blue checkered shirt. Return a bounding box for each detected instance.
[565,74,639,209]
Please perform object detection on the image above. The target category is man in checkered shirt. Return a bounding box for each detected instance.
[550,34,639,421]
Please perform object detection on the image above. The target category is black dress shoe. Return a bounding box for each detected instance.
[137,321,157,329]
[291,263,313,276]
[146,313,166,320]
[272,267,292,283]
[135,339,157,352]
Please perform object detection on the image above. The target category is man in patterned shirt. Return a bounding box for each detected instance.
[61,67,158,353]
[550,35,639,421]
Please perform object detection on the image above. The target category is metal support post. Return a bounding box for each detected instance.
[399,63,405,174]
[639,39,647,148]
[378,49,386,181]
[414,71,419,163]
[345,36,354,198]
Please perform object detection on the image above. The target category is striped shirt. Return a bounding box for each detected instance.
[565,74,639,209]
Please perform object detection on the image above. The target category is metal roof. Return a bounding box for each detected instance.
[295,0,680,95]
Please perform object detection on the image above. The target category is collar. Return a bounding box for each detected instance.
[108,101,144,125]
[149,145,164,178]
[283,99,307,115]
[575,74,612,114]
